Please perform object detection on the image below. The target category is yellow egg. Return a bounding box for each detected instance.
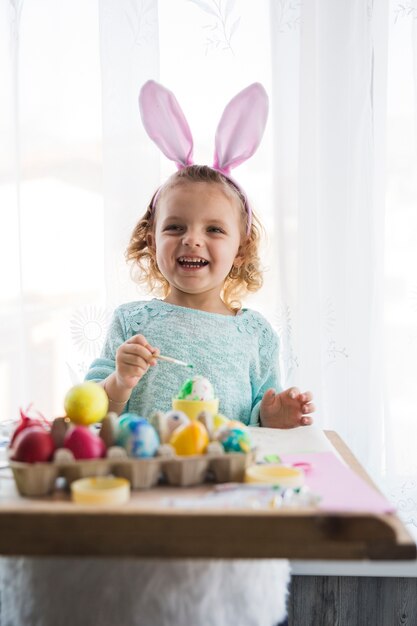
[213,413,230,430]
[64,382,109,426]
[169,421,209,456]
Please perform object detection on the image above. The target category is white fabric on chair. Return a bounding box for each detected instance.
[0,557,290,626]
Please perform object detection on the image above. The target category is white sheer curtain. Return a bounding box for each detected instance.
[270,0,388,476]
[382,1,417,526]
[99,0,159,309]
[0,0,107,421]
[1,0,416,525]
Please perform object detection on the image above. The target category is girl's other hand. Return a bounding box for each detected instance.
[260,387,315,429]
[115,334,159,390]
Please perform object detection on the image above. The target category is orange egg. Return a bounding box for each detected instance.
[169,421,209,456]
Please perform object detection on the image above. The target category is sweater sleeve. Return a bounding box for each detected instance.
[85,308,127,383]
[249,323,282,426]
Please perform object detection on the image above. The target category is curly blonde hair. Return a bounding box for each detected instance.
[126,165,264,312]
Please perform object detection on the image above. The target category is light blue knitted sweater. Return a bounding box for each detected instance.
[86,299,282,426]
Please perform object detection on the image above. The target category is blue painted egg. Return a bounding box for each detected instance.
[116,413,160,458]
[217,426,252,453]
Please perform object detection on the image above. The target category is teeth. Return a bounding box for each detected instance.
[178,257,208,266]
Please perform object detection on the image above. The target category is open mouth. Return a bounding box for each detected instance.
[177,256,209,269]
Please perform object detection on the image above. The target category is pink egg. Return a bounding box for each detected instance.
[64,426,106,460]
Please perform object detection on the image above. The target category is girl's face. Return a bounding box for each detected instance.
[151,181,244,310]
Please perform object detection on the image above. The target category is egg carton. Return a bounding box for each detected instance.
[8,448,257,497]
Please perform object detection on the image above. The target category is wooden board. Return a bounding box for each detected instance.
[288,576,417,626]
[0,431,415,560]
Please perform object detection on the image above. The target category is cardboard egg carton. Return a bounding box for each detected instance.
[113,448,256,489]
[8,447,256,497]
[10,460,60,498]
[8,413,256,497]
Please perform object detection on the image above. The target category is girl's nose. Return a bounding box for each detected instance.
[182,232,202,247]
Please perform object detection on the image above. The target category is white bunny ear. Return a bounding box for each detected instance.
[213,83,269,175]
[139,80,194,168]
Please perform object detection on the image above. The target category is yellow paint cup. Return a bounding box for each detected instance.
[244,464,304,488]
[172,398,219,420]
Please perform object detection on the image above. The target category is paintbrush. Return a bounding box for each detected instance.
[156,354,194,368]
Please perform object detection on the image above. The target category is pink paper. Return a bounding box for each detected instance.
[281,452,395,514]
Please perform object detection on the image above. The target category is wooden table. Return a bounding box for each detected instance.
[0,431,415,561]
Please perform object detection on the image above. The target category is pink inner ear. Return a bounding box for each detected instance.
[213,83,269,174]
[139,80,194,168]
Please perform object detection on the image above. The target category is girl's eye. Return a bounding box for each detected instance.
[208,226,226,234]
[164,225,183,232]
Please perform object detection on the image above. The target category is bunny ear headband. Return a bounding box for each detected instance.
[138,80,269,235]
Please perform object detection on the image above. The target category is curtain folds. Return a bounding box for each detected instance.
[271,0,388,475]
[99,0,160,309]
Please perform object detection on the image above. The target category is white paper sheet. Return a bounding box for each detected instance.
[248,425,335,460]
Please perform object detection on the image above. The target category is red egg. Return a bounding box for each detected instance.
[12,427,55,463]
[64,426,106,460]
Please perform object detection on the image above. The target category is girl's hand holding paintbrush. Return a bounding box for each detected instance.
[115,334,160,390]
[115,334,193,388]
[99,334,159,412]
[101,334,192,413]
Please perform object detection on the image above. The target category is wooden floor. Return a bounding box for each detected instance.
[288,575,417,625]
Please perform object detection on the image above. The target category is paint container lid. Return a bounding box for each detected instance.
[71,476,130,505]
[244,464,304,488]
